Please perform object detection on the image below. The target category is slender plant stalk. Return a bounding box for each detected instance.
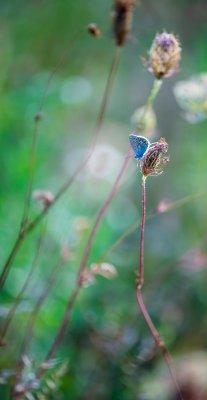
[0,223,46,344]
[12,150,131,399]
[136,176,183,400]
[37,151,131,377]
[21,30,81,231]
[12,257,65,398]
[0,46,122,291]
[137,176,146,288]
[138,78,162,129]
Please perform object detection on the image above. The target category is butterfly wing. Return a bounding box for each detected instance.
[129,134,150,159]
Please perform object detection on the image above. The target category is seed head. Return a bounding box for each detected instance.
[87,23,101,38]
[148,32,181,79]
[141,138,169,177]
[112,0,137,46]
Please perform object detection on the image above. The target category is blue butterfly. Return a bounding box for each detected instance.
[129,134,150,159]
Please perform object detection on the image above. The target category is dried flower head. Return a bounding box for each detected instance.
[148,32,181,79]
[87,23,101,38]
[112,0,137,46]
[141,137,169,177]
[32,190,54,208]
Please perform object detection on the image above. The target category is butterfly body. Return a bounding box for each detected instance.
[129,134,150,159]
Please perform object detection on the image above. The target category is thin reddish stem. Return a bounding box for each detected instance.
[137,176,146,289]
[12,150,131,398]
[136,288,183,399]
[37,150,131,379]
[136,177,183,400]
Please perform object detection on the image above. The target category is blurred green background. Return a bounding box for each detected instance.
[1,0,207,399]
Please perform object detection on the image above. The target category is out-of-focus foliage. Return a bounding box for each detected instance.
[0,0,207,399]
[174,73,207,123]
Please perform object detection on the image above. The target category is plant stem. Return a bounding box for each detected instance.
[97,189,207,264]
[33,152,130,383]
[137,176,146,289]
[12,257,65,398]
[21,30,81,231]
[0,46,122,291]
[0,223,46,344]
[12,152,130,398]
[44,46,122,207]
[138,78,162,129]
[136,177,183,400]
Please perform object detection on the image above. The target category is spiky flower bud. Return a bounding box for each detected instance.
[148,32,181,79]
[112,0,137,46]
[141,138,169,177]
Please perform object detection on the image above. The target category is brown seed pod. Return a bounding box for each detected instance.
[112,0,137,46]
[87,23,101,38]
[141,138,169,177]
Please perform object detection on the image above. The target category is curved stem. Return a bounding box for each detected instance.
[136,287,183,399]
[12,151,131,398]
[0,46,122,291]
[36,151,131,379]
[136,177,183,400]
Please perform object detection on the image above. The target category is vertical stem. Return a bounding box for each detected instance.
[138,79,162,130]
[136,178,183,400]
[137,176,146,289]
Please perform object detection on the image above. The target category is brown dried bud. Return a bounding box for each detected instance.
[87,23,101,38]
[148,32,181,79]
[32,190,54,208]
[141,138,169,177]
[112,0,137,46]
